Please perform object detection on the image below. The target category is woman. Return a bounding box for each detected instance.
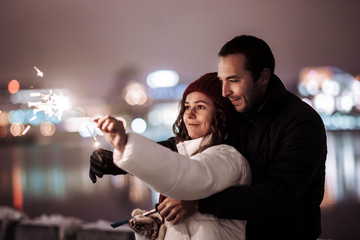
[95,72,251,240]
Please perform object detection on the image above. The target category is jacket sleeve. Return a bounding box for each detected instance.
[198,105,327,220]
[113,133,251,200]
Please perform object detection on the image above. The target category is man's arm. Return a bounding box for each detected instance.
[198,110,327,220]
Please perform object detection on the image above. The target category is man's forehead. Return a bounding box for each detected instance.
[218,54,246,65]
[218,58,243,78]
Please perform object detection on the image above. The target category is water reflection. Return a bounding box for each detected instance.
[0,130,360,239]
[322,131,360,207]
[0,134,154,222]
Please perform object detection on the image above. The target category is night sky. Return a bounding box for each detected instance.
[1,0,359,100]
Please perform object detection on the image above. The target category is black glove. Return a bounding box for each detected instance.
[89,148,127,183]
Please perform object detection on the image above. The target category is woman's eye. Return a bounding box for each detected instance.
[197,105,205,109]
[185,106,190,110]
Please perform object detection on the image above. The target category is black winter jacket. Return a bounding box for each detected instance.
[199,75,327,240]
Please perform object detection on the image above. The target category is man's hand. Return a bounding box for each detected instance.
[89,148,127,183]
[157,198,198,225]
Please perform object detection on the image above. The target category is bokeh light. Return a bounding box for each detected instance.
[0,111,9,126]
[8,79,20,94]
[9,110,26,124]
[146,70,179,88]
[306,79,319,96]
[322,79,341,96]
[148,102,179,127]
[10,123,25,136]
[336,94,354,113]
[40,122,56,136]
[314,93,335,114]
[131,118,147,133]
[0,126,7,138]
[123,81,148,105]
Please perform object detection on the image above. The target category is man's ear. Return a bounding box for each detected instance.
[260,68,271,86]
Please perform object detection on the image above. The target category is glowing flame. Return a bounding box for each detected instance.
[28,90,71,121]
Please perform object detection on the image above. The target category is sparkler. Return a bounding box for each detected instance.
[33,66,44,77]
[86,124,100,147]
[28,90,71,121]
[24,66,74,136]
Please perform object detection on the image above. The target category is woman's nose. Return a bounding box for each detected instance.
[185,109,196,119]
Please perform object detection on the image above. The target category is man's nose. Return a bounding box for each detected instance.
[222,81,231,97]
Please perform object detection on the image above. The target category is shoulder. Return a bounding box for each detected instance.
[284,94,324,129]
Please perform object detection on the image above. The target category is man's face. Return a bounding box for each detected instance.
[218,54,267,113]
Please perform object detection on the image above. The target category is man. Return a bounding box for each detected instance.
[89,35,327,240]
[192,35,326,239]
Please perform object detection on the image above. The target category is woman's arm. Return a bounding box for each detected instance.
[113,132,250,200]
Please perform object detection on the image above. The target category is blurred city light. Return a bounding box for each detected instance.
[148,102,178,127]
[147,84,187,100]
[10,123,25,136]
[40,122,56,136]
[0,126,7,138]
[9,110,26,124]
[322,79,340,96]
[313,93,335,114]
[131,118,147,133]
[146,70,179,88]
[0,111,9,126]
[8,79,20,94]
[123,81,148,105]
[64,117,88,133]
[12,158,23,210]
[298,66,360,130]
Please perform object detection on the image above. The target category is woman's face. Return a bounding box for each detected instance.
[183,92,216,139]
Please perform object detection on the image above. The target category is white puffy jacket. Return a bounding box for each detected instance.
[113,133,251,240]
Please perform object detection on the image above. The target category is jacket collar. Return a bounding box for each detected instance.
[242,74,288,120]
[176,134,212,157]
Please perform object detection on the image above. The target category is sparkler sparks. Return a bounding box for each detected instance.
[34,66,44,77]
[28,90,71,121]
[21,125,31,136]
[86,124,100,147]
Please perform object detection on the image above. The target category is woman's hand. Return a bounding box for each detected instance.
[157,198,198,225]
[94,115,128,153]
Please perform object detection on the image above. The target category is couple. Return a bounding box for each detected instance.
[89,35,327,240]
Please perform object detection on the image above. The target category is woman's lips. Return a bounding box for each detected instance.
[186,122,200,126]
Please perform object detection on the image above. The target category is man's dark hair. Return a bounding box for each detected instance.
[218,35,275,80]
